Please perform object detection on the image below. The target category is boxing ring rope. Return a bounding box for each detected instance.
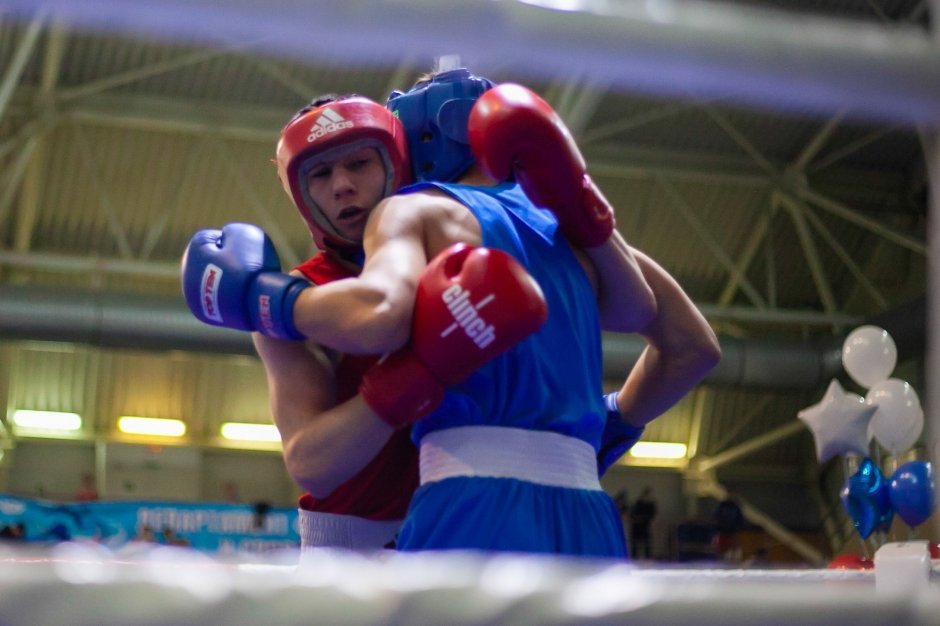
[2,1,939,623]
[3,0,940,124]
[0,543,934,626]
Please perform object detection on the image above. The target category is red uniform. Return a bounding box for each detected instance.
[293,253,419,548]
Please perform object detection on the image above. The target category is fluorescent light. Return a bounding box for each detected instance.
[220,422,280,443]
[117,416,186,437]
[12,410,82,432]
[629,442,688,459]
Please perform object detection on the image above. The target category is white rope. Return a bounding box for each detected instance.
[4,0,940,124]
[0,543,931,625]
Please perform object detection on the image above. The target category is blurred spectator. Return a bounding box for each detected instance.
[0,522,26,541]
[162,526,190,547]
[743,546,771,568]
[133,524,158,543]
[74,472,99,502]
[630,487,657,560]
[611,489,630,546]
[222,481,241,503]
[253,501,271,530]
[712,492,745,563]
[612,489,630,518]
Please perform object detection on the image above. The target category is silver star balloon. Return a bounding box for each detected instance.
[798,379,877,463]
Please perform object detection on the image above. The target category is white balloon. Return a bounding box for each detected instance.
[797,379,876,463]
[842,325,897,389]
[866,378,924,455]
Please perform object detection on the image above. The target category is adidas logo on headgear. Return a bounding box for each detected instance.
[307,108,354,141]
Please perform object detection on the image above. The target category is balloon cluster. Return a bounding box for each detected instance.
[797,326,935,542]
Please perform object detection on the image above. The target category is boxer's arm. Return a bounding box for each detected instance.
[289,194,427,355]
[583,229,657,333]
[610,249,720,428]
[252,332,394,498]
[467,84,655,331]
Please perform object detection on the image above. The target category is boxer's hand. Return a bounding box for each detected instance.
[181,223,308,340]
[468,83,615,247]
[597,391,645,476]
[359,244,548,428]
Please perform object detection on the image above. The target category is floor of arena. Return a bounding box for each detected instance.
[0,541,936,625]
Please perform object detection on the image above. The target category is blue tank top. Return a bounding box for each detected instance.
[401,182,606,450]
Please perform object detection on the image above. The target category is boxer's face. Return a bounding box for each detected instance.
[305,146,386,242]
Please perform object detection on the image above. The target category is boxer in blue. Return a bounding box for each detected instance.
[383,69,720,553]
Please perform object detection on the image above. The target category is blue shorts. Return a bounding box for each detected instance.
[396,475,627,557]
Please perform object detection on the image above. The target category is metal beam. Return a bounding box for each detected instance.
[12,135,43,256]
[580,101,697,146]
[0,134,39,232]
[764,201,778,308]
[242,55,315,101]
[702,105,778,177]
[778,194,839,315]
[13,90,910,206]
[551,77,583,122]
[710,396,774,454]
[717,201,773,306]
[9,25,66,259]
[809,477,845,555]
[800,201,889,309]
[0,283,851,390]
[0,250,179,278]
[139,139,204,261]
[383,58,419,100]
[699,480,827,566]
[58,47,235,102]
[685,386,709,462]
[797,186,927,255]
[39,22,66,95]
[0,10,45,123]
[807,126,905,174]
[655,175,767,308]
[697,304,858,327]
[207,136,300,269]
[559,80,607,139]
[65,92,284,142]
[694,420,806,473]
[792,110,847,172]
[73,125,134,259]
[0,248,864,328]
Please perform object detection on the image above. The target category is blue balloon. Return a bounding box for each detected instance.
[890,461,936,527]
[875,503,895,534]
[841,458,893,539]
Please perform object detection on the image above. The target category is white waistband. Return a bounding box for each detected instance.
[297,509,402,550]
[419,426,602,491]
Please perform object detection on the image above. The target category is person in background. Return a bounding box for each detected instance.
[133,524,158,543]
[74,472,99,502]
[222,481,241,504]
[0,522,25,541]
[162,526,191,547]
[712,491,745,563]
[630,486,657,559]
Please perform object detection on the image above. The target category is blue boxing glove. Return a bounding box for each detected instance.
[181,223,308,340]
[597,391,645,476]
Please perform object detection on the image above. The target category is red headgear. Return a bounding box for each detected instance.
[275,97,411,254]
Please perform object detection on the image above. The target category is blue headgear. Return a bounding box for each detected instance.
[386,68,495,183]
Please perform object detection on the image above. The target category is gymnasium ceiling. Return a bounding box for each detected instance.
[0,0,932,539]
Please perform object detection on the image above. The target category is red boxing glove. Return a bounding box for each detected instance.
[468,83,615,247]
[360,243,548,429]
